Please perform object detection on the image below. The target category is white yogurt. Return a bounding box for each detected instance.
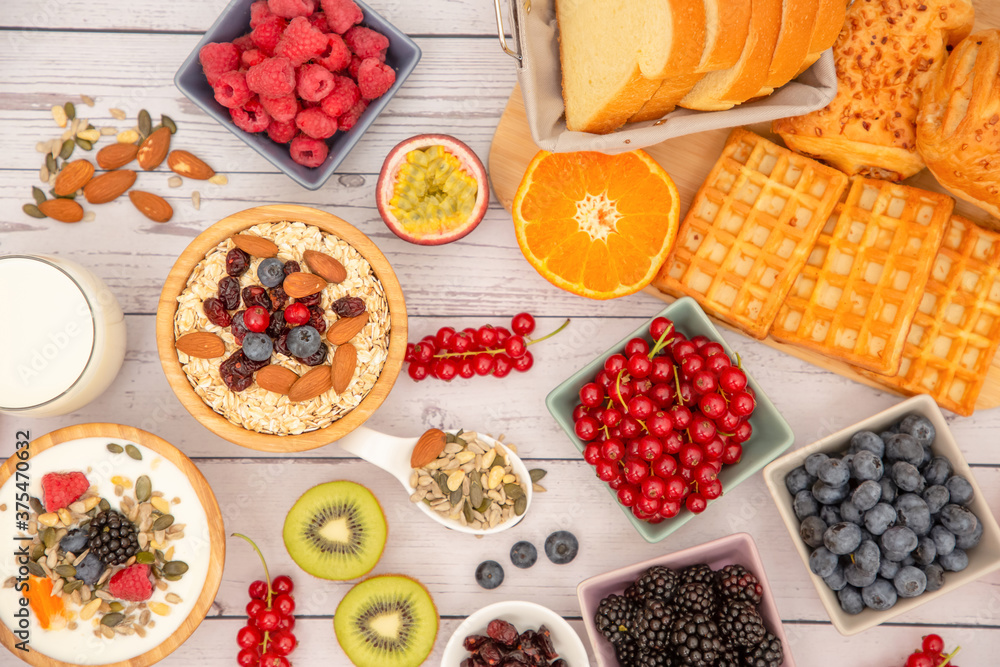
[0,437,213,665]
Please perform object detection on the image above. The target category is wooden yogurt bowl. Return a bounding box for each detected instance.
[156,204,408,452]
[0,423,226,667]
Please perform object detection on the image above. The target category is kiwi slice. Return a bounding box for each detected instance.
[334,575,438,667]
[283,481,387,581]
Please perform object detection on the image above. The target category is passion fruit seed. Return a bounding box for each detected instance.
[389,145,478,229]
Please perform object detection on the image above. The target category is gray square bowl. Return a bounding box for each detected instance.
[545,297,795,543]
[174,0,421,190]
[762,394,1000,635]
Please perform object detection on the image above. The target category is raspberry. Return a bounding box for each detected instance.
[241,49,267,68]
[260,94,300,122]
[337,98,367,131]
[109,564,153,602]
[297,63,336,101]
[308,11,330,33]
[233,33,255,52]
[320,0,363,34]
[319,75,359,117]
[295,107,337,139]
[267,119,298,143]
[347,54,362,79]
[41,471,90,512]
[357,58,395,100]
[315,33,351,72]
[275,16,327,66]
[246,57,296,97]
[250,0,274,28]
[268,0,316,19]
[344,26,388,60]
[199,42,240,86]
[213,70,252,108]
[290,133,329,167]
[250,15,287,56]
[231,97,272,133]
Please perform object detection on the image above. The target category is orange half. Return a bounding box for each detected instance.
[512,150,680,300]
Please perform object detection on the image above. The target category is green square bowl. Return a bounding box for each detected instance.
[545,297,795,543]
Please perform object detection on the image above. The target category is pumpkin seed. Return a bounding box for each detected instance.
[99,498,111,512]
[31,186,47,204]
[46,153,57,174]
[152,565,163,579]
[107,443,123,454]
[126,445,142,461]
[470,480,483,508]
[55,564,77,578]
[42,527,57,548]
[138,109,152,136]
[101,612,124,627]
[23,204,46,219]
[445,432,457,444]
[504,483,524,500]
[162,561,188,577]
[75,137,93,151]
[161,115,177,134]
[135,476,151,502]
[529,468,547,482]
[449,488,462,506]
[59,139,75,160]
[135,552,155,565]
[30,497,44,514]
[63,579,83,594]
[27,560,45,577]
[152,515,174,531]
[164,574,183,582]
[476,498,492,514]
[462,500,473,523]
[514,495,527,516]
[434,473,449,495]
[31,544,45,561]
[64,102,76,120]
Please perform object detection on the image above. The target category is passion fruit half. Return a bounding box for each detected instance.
[375,134,488,245]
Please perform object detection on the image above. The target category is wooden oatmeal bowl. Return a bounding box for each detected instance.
[156,204,408,452]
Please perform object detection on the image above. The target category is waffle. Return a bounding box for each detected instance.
[856,216,1000,415]
[654,128,849,338]
[771,177,953,374]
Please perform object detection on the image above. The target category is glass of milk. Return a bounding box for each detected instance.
[0,255,126,417]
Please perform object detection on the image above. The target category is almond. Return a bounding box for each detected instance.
[136,127,171,170]
[326,312,369,345]
[167,150,215,180]
[303,250,347,284]
[410,428,447,468]
[53,159,95,196]
[174,332,225,359]
[331,342,357,393]
[231,234,279,258]
[129,190,173,223]
[84,169,136,204]
[288,366,332,402]
[38,198,84,223]
[256,365,299,395]
[283,272,327,298]
[96,143,138,170]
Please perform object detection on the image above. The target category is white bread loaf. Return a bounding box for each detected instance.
[760,0,820,92]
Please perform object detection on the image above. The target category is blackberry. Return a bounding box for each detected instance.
[672,582,717,617]
[637,650,674,667]
[716,601,766,648]
[615,639,641,666]
[626,566,680,605]
[742,633,783,667]
[681,563,716,587]
[717,564,763,606]
[87,510,139,566]
[716,646,742,667]
[634,599,674,652]
[595,594,636,646]
[670,613,725,667]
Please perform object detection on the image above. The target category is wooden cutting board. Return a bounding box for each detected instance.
[487,78,1000,412]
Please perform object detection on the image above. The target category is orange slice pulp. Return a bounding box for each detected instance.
[24,574,66,629]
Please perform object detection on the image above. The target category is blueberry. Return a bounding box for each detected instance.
[817,458,851,487]
[838,586,864,615]
[879,477,898,504]
[891,461,925,493]
[880,430,897,442]
[809,546,838,577]
[824,522,862,555]
[922,485,950,515]
[850,431,885,457]
[930,525,956,557]
[823,564,848,591]
[852,480,882,512]
[895,494,932,536]
[844,563,878,588]
[256,257,286,288]
[475,560,505,589]
[793,490,819,520]
[850,450,884,482]
[939,548,969,572]
[812,480,850,505]
[510,541,537,569]
[799,516,828,548]
[955,516,983,550]
[882,549,909,563]
[893,566,927,598]
[286,325,321,358]
[898,414,935,448]
[901,555,916,567]
[922,457,953,486]
[885,433,923,466]
[74,552,104,586]
[881,526,918,555]
[945,476,974,506]
[785,466,816,495]
[840,500,864,525]
[879,558,901,580]
[939,504,977,536]
[842,453,856,472]
[923,564,946,592]
[862,578,898,611]
[864,503,896,536]
[919,445,932,469]
[544,531,579,564]
[59,528,89,554]
[242,332,273,362]
[805,453,829,477]
[853,540,881,574]
[819,505,842,526]
[913,536,937,566]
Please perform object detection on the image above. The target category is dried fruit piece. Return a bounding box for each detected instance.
[38,199,84,223]
[175,331,226,358]
[288,365,332,402]
[303,249,347,283]
[137,127,171,170]
[129,190,173,222]
[96,143,138,170]
[84,170,136,204]
[326,312,368,344]
[283,272,327,298]
[332,342,357,393]
[332,296,366,318]
[256,365,299,394]
[167,150,215,179]
[53,159,95,196]
[231,234,279,258]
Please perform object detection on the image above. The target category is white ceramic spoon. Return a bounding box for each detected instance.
[336,425,533,535]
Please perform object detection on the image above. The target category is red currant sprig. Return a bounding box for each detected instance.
[903,635,960,667]
[233,533,297,667]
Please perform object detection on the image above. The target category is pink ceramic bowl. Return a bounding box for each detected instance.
[576,532,794,667]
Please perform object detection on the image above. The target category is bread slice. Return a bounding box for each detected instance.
[679,0,784,110]
[795,0,847,76]
[635,0,702,79]
[761,0,820,92]
[557,0,664,133]
[696,0,752,73]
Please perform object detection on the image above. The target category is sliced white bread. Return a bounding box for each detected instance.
[557,0,669,133]
[635,0,695,79]
[679,0,784,110]
[795,0,848,76]
[696,0,753,73]
[760,0,820,92]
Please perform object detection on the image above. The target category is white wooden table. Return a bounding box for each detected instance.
[1,2,998,665]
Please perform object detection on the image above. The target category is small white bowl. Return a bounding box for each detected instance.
[440,601,589,667]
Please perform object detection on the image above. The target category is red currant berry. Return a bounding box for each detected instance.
[243,306,270,333]
[646,411,673,437]
[680,355,705,380]
[611,380,635,407]
[284,302,310,326]
[413,342,435,364]
[595,461,618,482]
[649,383,676,409]
[694,463,718,486]
[623,457,649,484]
[721,442,743,465]
[269,629,297,656]
[512,350,534,372]
[635,494,661,516]
[246,599,266,618]
[680,443,704,468]
[688,335,707,348]
[649,356,675,383]
[277,615,295,632]
[669,404,693,430]
[625,337,649,357]
[511,312,536,336]
[617,483,641,507]
[458,358,475,378]
[715,410,741,432]
[433,358,458,381]
[705,353,731,374]
[604,354,627,375]
[475,326,498,348]
[620,416,642,439]
[260,654,290,667]
[504,335,527,359]
[601,438,625,462]
[435,327,455,349]
[686,493,708,514]
[627,353,652,379]
[677,381,695,405]
[473,352,494,376]
[671,340,698,362]
[906,653,935,667]
[636,435,663,461]
[719,367,748,394]
[583,443,602,465]
[579,382,604,407]
[495,326,512,343]
[698,392,727,419]
[633,377,653,395]
[626,438,641,459]
[272,593,295,616]
[255,608,280,632]
[730,391,755,417]
[272,575,293,594]
[238,647,261,667]
[632,504,655,520]
[690,370,718,395]
[689,416,717,444]
[702,478,723,500]
[575,416,600,442]
[627,395,655,420]
[249,580,268,600]
[652,454,678,478]
[659,499,681,519]
[663,431,684,455]
[703,435,725,460]
[591,407,606,424]
[922,635,945,655]
[704,459,723,475]
[407,362,430,381]
[449,332,472,353]
[732,420,752,444]
[237,624,263,649]
[608,474,626,490]
[664,475,687,500]
[571,404,589,422]
[649,317,673,341]
[602,407,623,428]
[641,476,667,499]
[596,369,614,391]
[492,353,513,378]
[700,342,726,357]
[404,343,416,362]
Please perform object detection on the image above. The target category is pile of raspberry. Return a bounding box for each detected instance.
[198,0,397,168]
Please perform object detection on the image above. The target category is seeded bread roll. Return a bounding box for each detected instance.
[917,30,1000,221]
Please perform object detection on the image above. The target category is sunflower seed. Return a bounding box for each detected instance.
[192,190,201,210]
[167,176,183,188]
[109,107,127,120]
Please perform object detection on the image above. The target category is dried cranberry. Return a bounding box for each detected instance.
[268,286,289,311]
[266,309,287,339]
[533,630,557,660]
[296,341,328,366]
[282,260,300,276]
[464,635,489,652]
[487,619,519,647]
[243,353,270,372]
[226,247,250,277]
[217,276,241,310]
[478,642,502,667]
[308,305,327,334]
[203,297,232,327]
[550,661,567,667]
[499,650,528,665]
[332,296,366,318]
[231,310,249,345]
[274,331,291,356]
[519,645,544,666]
[242,285,270,311]
[295,293,321,307]
[220,351,254,392]
[517,630,535,649]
